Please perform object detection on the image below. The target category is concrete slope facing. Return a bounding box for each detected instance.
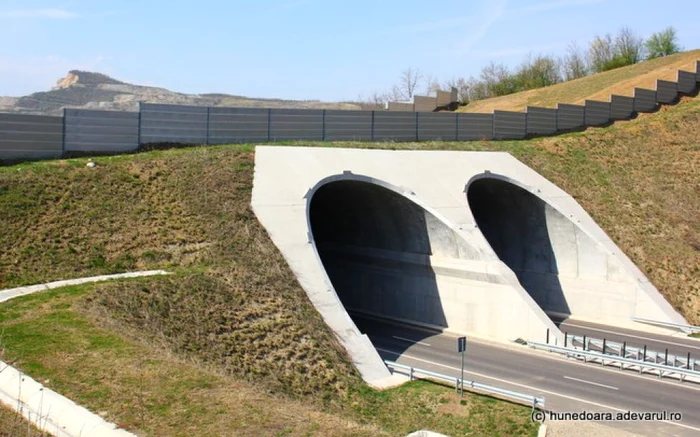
[251,146,685,384]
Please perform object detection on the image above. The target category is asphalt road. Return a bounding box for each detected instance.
[354,315,700,437]
[554,317,700,362]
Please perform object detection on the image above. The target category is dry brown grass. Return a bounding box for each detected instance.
[0,404,50,437]
[460,50,700,113]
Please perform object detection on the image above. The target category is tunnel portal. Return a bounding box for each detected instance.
[310,180,474,329]
[467,177,571,319]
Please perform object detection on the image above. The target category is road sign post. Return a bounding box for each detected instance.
[457,336,467,397]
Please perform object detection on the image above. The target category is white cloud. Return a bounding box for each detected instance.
[0,9,79,19]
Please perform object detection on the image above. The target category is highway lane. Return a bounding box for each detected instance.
[354,315,700,437]
[553,317,700,361]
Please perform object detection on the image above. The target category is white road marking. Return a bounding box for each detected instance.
[376,347,700,433]
[563,375,618,390]
[561,323,700,351]
[391,336,431,347]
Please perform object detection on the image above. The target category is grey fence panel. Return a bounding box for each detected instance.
[373,112,417,141]
[584,100,610,126]
[457,113,493,140]
[269,109,323,141]
[655,80,678,104]
[208,107,268,144]
[677,70,697,94]
[556,104,585,130]
[610,95,635,120]
[634,88,657,112]
[0,113,63,161]
[324,110,372,141]
[493,110,526,139]
[526,107,557,135]
[417,113,457,141]
[414,96,437,112]
[64,109,139,153]
[140,103,207,144]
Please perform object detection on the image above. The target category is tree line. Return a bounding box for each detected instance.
[365,26,683,106]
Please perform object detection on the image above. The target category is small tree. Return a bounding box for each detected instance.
[517,54,562,89]
[645,26,682,59]
[398,67,422,100]
[588,34,615,73]
[614,27,644,65]
[562,41,588,80]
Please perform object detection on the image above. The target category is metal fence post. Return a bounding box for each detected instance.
[205,106,211,145]
[267,108,272,142]
[370,111,375,142]
[415,112,419,141]
[137,102,142,147]
[61,108,67,157]
[455,113,459,141]
[322,109,326,141]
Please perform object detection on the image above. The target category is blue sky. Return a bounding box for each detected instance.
[1,0,698,100]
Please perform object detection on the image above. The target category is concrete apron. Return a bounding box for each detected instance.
[251,146,686,386]
[0,271,169,437]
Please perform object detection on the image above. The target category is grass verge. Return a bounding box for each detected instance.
[0,282,538,437]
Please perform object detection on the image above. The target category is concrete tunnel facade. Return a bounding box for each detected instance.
[251,146,685,386]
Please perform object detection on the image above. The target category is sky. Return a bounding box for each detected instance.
[1,0,699,101]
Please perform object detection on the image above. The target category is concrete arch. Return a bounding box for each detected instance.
[252,146,685,384]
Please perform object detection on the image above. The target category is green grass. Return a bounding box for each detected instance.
[0,282,538,437]
[0,93,698,436]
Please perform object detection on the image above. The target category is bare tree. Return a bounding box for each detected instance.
[397,67,422,100]
[588,33,615,73]
[645,26,683,59]
[517,53,562,89]
[562,41,588,80]
[614,27,644,65]
[443,77,470,104]
[423,74,441,96]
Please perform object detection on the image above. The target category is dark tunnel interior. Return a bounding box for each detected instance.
[467,178,571,320]
[309,180,446,352]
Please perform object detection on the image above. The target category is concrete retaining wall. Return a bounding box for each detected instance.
[373,111,417,141]
[584,100,610,126]
[526,107,557,135]
[634,88,657,112]
[0,113,63,161]
[556,104,585,130]
[414,96,438,112]
[140,103,207,144]
[457,113,493,140]
[64,109,139,153]
[655,80,678,104]
[325,110,373,141]
[493,110,526,139]
[208,107,269,144]
[677,70,697,94]
[417,113,457,141]
[388,102,414,112]
[270,109,323,141]
[610,95,635,120]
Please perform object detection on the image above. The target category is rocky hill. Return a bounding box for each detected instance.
[0,70,369,115]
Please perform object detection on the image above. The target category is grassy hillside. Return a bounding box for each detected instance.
[0,95,697,436]
[460,50,700,113]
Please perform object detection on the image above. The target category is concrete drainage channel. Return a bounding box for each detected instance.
[0,271,169,437]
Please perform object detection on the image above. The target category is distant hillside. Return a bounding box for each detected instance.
[0,70,370,115]
[460,50,700,113]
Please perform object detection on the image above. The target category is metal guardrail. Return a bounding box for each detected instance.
[564,333,698,372]
[383,360,545,410]
[632,317,700,333]
[528,341,700,382]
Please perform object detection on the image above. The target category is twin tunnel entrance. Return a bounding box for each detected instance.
[309,177,573,336]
